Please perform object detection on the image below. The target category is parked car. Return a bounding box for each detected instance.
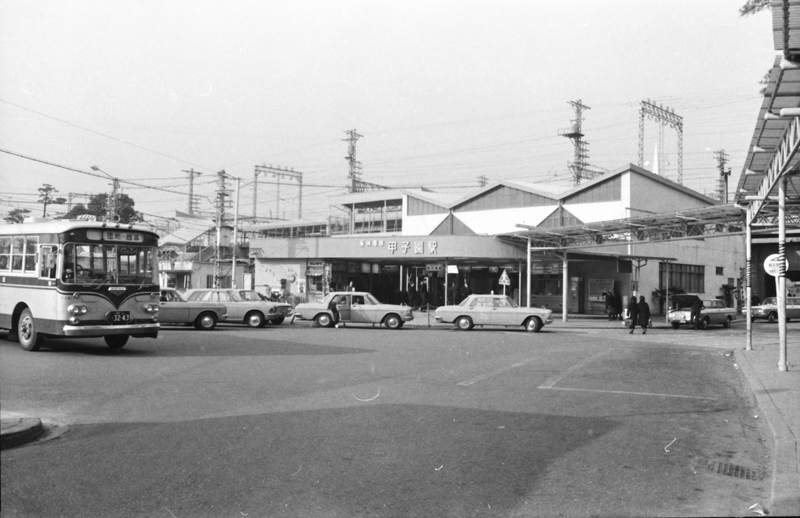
[749,296,800,323]
[158,288,227,330]
[186,289,279,327]
[233,289,293,324]
[435,294,553,332]
[668,295,736,329]
[294,291,413,329]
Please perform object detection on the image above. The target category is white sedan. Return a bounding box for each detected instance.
[435,294,553,332]
[294,291,413,329]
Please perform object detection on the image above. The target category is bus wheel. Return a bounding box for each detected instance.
[18,308,43,351]
[104,335,129,349]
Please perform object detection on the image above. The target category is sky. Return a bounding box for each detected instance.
[0,0,776,232]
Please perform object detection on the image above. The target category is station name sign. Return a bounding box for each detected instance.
[360,239,438,255]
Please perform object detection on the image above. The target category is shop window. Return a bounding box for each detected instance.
[715,267,724,275]
[659,262,704,293]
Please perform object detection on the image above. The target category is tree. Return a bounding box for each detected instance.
[4,208,31,224]
[61,192,143,224]
[38,184,67,217]
[740,0,770,17]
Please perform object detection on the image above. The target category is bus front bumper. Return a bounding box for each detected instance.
[63,323,160,338]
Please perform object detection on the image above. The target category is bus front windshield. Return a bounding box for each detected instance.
[62,243,157,285]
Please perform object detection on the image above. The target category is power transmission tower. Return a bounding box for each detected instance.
[714,150,731,204]
[638,100,683,183]
[477,175,488,187]
[254,164,303,220]
[343,129,363,193]
[558,100,598,185]
[183,169,202,215]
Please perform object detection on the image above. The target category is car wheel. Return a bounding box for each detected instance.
[671,322,680,330]
[18,308,43,351]
[270,315,285,325]
[723,316,732,329]
[245,311,265,328]
[455,316,473,331]
[700,317,710,330]
[104,335,129,349]
[384,314,402,330]
[194,312,217,330]
[316,313,333,327]
[768,312,778,324]
[524,317,542,333]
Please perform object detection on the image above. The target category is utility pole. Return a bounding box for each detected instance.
[714,149,731,204]
[183,169,201,215]
[343,129,363,193]
[213,171,230,288]
[232,177,240,289]
[558,100,598,185]
[477,175,488,187]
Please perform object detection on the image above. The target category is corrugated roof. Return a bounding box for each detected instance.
[734,0,800,224]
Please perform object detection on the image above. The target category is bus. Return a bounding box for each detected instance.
[0,219,160,350]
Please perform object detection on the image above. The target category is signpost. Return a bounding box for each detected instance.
[499,269,511,296]
[764,254,789,372]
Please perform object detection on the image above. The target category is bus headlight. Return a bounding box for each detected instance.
[144,303,159,313]
[68,304,88,315]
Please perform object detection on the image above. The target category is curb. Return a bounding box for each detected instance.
[734,350,800,517]
[0,417,44,450]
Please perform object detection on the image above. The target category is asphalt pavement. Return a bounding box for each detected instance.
[2,310,798,516]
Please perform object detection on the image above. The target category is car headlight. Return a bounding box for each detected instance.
[144,303,159,313]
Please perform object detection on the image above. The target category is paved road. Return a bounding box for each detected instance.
[0,323,771,517]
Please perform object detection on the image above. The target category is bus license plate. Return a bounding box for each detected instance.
[107,311,131,324]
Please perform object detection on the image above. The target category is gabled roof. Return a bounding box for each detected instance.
[559,163,717,204]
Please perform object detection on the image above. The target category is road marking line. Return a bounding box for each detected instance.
[458,357,539,386]
[539,386,718,400]
[538,349,613,389]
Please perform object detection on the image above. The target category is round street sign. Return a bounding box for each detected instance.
[764,254,788,277]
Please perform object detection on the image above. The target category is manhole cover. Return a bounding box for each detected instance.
[706,460,765,481]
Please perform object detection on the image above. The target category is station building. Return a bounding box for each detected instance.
[248,164,744,315]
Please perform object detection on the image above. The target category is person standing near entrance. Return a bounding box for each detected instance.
[638,295,651,334]
[408,282,416,308]
[690,297,704,330]
[327,294,341,327]
[419,277,429,311]
[627,293,639,334]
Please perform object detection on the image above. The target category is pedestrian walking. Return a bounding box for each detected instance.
[638,295,651,334]
[614,291,623,321]
[327,294,341,327]
[604,291,614,320]
[690,297,704,330]
[627,293,639,334]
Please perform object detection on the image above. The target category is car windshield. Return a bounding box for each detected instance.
[237,291,263,302]
[762,297,777,306]
[161,290,186,302]
[495,296,520,308]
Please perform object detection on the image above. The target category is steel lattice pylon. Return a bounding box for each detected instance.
[638,100,683,184]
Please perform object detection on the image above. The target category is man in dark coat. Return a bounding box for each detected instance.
[627,293,639,334]
[638,295,651,334]
[690,297,704,330]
